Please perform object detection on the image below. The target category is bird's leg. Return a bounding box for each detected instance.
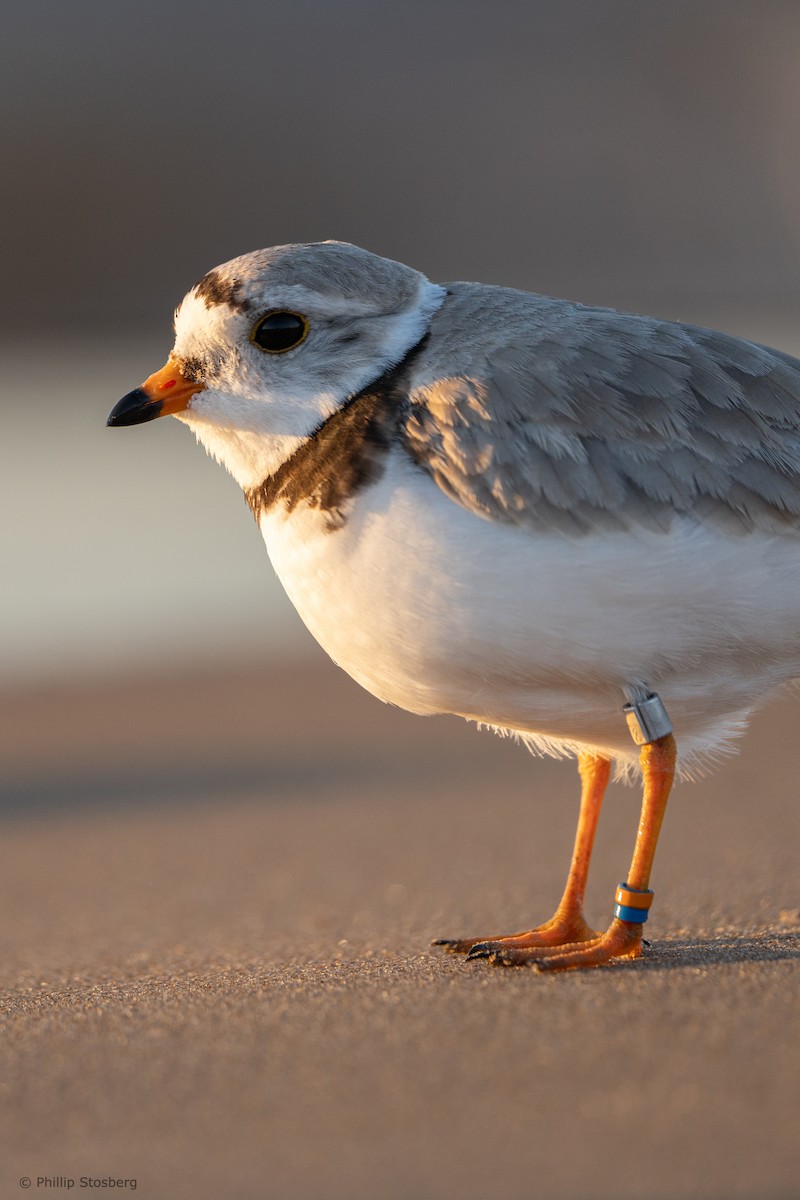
[483,732,677,970]
[433,752,611,954]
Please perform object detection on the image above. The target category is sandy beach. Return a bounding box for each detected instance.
[0,658,797,1199]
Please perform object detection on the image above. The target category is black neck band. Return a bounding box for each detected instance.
[244,330,430,526]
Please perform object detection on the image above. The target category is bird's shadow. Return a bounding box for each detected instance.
[616,930,800,970]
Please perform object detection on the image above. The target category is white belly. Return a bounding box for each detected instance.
[260,451,800,776]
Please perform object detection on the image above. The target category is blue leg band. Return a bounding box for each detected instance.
[614,882,654,924]
[614,903,650,923]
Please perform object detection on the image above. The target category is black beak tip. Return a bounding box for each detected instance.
[107,388,162,427]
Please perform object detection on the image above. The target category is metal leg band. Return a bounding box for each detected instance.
[614,881,654,924]
[623,693,673,746]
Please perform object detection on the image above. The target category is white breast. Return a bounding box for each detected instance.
[260,449,800,777]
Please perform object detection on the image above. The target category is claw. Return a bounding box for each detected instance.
[465,942,494,960]
[431,937,477,954]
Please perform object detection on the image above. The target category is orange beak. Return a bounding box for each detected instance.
[107,358,206,427]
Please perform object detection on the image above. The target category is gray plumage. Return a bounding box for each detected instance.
[404,284,800,536]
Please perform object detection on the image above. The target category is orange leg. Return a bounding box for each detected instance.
[433,751,611,954]
[476,733,677,971]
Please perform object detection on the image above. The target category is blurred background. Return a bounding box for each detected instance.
[6,0,800,682]
[3,6,800,1198]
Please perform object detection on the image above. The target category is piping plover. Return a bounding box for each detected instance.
[109,241,800,970]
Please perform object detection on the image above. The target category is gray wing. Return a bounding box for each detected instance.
[403,284,800,536]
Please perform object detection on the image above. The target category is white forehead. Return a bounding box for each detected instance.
[173,241,427,352]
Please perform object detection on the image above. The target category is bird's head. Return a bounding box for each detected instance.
[108,241,445,488]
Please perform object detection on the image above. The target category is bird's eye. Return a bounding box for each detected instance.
[250,310,309,354]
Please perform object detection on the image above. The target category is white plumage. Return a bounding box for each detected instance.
[263,452,797,779]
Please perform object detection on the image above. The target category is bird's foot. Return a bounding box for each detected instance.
[465,917,644,972]
[433,909,598,956]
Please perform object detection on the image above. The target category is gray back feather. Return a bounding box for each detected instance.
[403,284,800,536]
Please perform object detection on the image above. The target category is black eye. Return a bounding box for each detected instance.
[250,310,309,354]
